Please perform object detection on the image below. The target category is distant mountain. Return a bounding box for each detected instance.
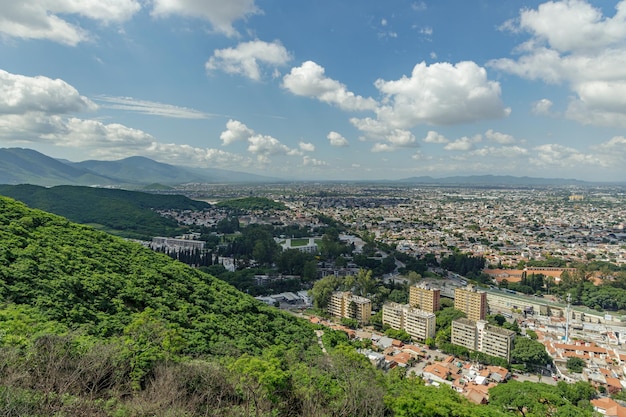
[0,148,282,186]
[0,148,115,186]
[72,156,207,185]
[397,174,591,186]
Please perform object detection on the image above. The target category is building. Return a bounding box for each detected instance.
[328,291,372,323]
[151,237,205,251]
[450,317,477,351]
[279,238,318,253]
[454,286,487,322]
[451,318,515,362]
[382,302,436,341]
[409,284,441,313]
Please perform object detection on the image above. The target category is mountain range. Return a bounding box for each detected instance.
[0,147,619,187]
[0,148,281,186]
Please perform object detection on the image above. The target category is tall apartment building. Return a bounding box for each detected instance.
[451,318,515,362]
[454,285,487,321]
[328,291,372,324]
[382,302,436,341]
[409,284,441,313]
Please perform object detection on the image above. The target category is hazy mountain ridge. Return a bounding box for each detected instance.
[0,148,619,186]
[0,148,281,186]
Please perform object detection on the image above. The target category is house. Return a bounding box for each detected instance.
[591,397,626,417]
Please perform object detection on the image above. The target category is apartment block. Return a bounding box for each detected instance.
[409,284,441,313]
[451,318,515,362]
[450,317,477,351]
[454,285,487,321]
[382,302,436,341]
[328,291,372,324]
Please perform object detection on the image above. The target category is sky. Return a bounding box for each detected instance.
[1,0,626,182]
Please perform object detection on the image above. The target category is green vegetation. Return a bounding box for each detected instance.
[0,196,314,356]
[0,196,601,416]
[216,197,286,211]
[0,184,208,239]
[566,357,585,373]
[510,337,552,370]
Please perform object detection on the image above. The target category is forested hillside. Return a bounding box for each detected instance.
[0,197,598,416]
[0,184,209,239]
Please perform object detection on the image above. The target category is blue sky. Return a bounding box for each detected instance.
[1,0,625,181]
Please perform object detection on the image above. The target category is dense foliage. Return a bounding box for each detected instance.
[0,184,208,239]
[0,196,314,358]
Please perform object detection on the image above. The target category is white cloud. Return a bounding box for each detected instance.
[95,96,214,119]
[485,129,515,144]
[531,143,602,168]
[299,141,315,152]
[282,61,378,111]
[220,119,254,146]
[206,40,291,81]
[0,70,97,114]
[591,135,626,166]
[420,27,433,36]
[443,135,481,151]
[372,61,510,128]
[490,0,626,127]
[517,0,626,53]
[303,156,327,166]
[0,0,141,45]
[327,131,349,147]
[248,134,301,156]
[386,129,417,148]
[532,98,554,115]
[371,143,395,153]
[151,0,260,37]
[423,130,448,144]
[470,146,529,158]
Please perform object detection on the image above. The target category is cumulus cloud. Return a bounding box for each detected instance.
[0,70,97,114]
[248,134,300,156]
[95,96,214,119]
[470,146,529,158]
[299,141,315,152]
[151,0,260,37]
[485,129,515,144]
[372,61,510,128]
[592,136,626,166]
[490,0,626,127]
[532,98,554,116]
[220,119,254,145]
[423,130,448,144]
[206,40,291,81]
[443,135,481,151]
[371,143,395,153]
[327,131,349,147]
[0,0,140,45]
[219,119,302,160]
[282,61,378,111]
[303,156,327,166]
[531,143,602,168]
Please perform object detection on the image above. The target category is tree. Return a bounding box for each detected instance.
[310,276,340,309]
[511,337,551,369]
[489,381,566,417]
[566,357,585,373]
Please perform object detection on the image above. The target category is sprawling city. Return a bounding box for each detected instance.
[144,182,626,411]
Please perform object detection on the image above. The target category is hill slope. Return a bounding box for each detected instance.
[0,184,210,239]
[0,196,314,356]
